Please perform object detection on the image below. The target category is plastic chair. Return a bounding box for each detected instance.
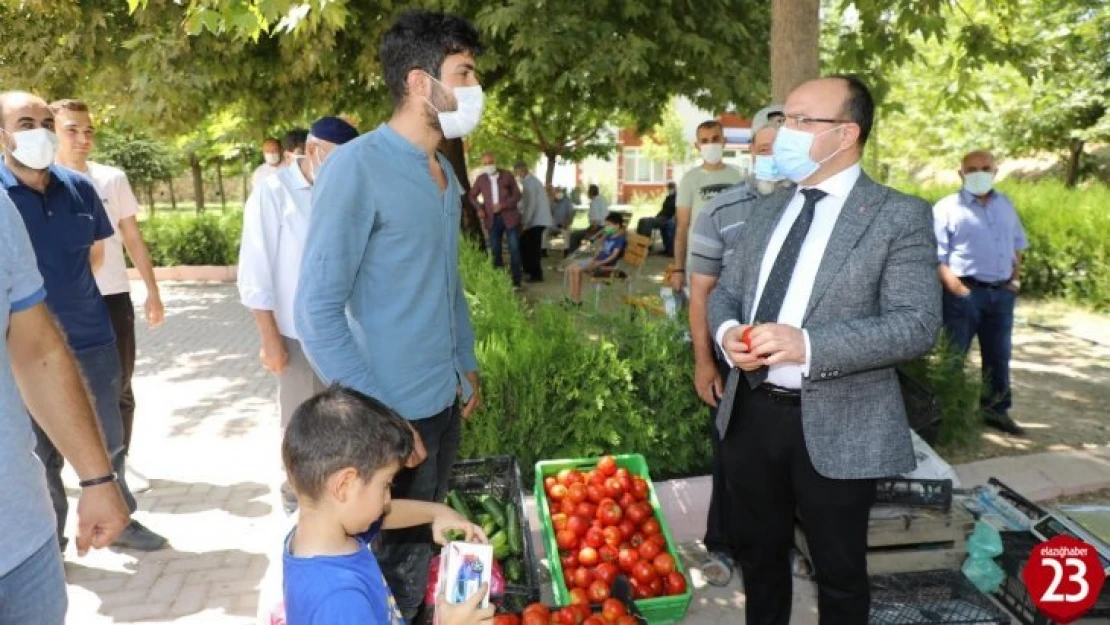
[588,233,652,310]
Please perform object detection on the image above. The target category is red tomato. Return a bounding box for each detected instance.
[629,533,645,548]
[641,519,661,537]
[570,604,592,623]
[585,484,606,505]
[638,540,662,561]
[556,529,579,550]
[567,470,585,485]
[584,527,604,549]
[632,560,658,584]
[571,566,594,589]
[598,545,619,565]
[567,483,587,505]
[618,492,636,510]
[653,553,676,575]
[578,546,600,568]
[617,616,639,625]
[544,476,558,493]
[603,477,625,499]
[624,503,649,526]
[648,534,667,549]
[493,615,521,625]
[630,578,650,600]
[741,325,754,351]
[569,587,590,606]
[617,520,636,540]
[597,455,618,477]
[594,562,619,585]
[596,500,623,526]
[617,474,633,495]
[561,498,578,516]
[648,576,664,597]
[561,552,578,570]
[619,541,632,551]
[550,484,569,501]
[550,611,575,625]
[568,516,591,538]
[576,502,598,519]
[614,468,631,481]
[522,603,551,622]
[583,617,606,625]
[664,571,688,595]
[617,547,639,573]
[552,513,569,532]
[630,477,650,501]
[522,614,547,625]
[601,597,626,621]
[602,526,623,548]
[588,579,611,603]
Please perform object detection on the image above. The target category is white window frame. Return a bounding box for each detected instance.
[623,148,667,183]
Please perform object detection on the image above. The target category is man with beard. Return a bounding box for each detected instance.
[294,10,484,621]
[686,105,787,586]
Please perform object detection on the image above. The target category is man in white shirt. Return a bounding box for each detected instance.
[513,160,554,282]
[251,137,287,190]
[51,99,168,550]
[566,184,609,256]
[237,116,359,513]
[707,76,940,624]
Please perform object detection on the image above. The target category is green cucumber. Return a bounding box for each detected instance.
[446,490,476,524]
[479,495,507,529]
[505,502,523,556]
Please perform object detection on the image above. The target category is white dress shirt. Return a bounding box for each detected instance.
[82,162,141,296]
[238,163,312,339]
[716,163,862,389]
[487,172,500,206]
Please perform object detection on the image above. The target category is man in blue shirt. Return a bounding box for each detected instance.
[933,150,1028,435]
[295,10,483,620]
[0,90,167,550]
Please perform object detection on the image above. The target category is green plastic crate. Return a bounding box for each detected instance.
[534,454,693,625]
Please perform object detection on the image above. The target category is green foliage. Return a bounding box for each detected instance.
[901,337,986,452]
[457,242,711,481]
[95,130,180,189]
[140,211,243,267]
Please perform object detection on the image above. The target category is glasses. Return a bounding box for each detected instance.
[783,114,853,129]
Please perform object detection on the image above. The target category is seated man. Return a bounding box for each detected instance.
[635,181,676,256]
[567,212,628,305]
[566,184,608,257]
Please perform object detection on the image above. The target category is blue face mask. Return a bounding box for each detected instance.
[771,125,844,183]
[752,155,782,182]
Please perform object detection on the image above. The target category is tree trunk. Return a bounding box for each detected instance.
[771,0,821,102]
[438,137,486,251]
[146,184,155,212]
[189,153,205,215]
[544,152,558,189]
[216,159,227,209]
[1065,138,1084,188]
[167,177,176,212]
[242,153,249,201]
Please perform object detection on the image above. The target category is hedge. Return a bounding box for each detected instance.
[135,211,243,268]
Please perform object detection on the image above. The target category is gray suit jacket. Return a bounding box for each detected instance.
[708,172,942,480]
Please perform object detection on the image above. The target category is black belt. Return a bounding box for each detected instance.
[960,276,1009,290]
[755,383,801,405]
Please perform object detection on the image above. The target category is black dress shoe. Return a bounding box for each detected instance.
[985,413,1026,436]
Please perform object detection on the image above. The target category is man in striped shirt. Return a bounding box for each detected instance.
[687,104,790,586]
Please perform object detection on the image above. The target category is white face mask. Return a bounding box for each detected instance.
[482,165,497,176]
[700,143,724,165]
[264,152,282,166]
[5,128,59,170]
[425,73,485,139]
[963,171,994,196]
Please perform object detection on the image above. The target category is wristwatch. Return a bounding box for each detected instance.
[1009,279,1022,290]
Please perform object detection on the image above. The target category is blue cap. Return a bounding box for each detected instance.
[309,116,359,145]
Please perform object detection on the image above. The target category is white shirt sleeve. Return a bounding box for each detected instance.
[111,171,140,221]
[715,319,741,366]
[801,329,812,377]
[237,185,281,311]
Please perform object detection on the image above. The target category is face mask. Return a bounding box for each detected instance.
[700,143,724,165]
[555,192,565,200]
[772,125,845,183]
[753,155,783,183]
[264,152,281,166]
[963,171,994,195]
[5,128,59,170]
[425,73,485,139]
[603,226,617,235]
[482,165,497,176]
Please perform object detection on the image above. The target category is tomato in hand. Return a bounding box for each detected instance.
[632,560,658,584]
[630,477,650,501]
[641,519,661,537]
[569,587,590,606]
[596,499,623,526]
[578,546,600,568]
[597,455,618,477]
[638,540,661,561]
[588,579,611,603]
[557,529,579,550]
[601,597,626,621]
[618,547,639,573]
[652,553,676,575]
[664,571,688,595]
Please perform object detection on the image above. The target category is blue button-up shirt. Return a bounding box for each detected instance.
[294,124,478,421]
[0,162,115,351]
[933,189,1028,282]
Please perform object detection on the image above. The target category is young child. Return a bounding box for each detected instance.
[282,385,493,625]
[567,212,628,305]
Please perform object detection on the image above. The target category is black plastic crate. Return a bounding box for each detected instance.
[875,477,954,511]
[988,478,1049,522]
[995,531,1110,625]
[448,456,540,613]
[870,569,1010,624]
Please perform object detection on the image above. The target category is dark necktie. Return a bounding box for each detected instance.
[715,188,828,439]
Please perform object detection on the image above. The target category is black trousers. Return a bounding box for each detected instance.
[104,292,137,452]
[722,382,876,625]
[704,359,733,554]
[521,225,545,280]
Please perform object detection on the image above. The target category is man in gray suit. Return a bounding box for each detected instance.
[708,75,941,624]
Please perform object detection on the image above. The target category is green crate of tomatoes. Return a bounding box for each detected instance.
[534,454,692,625]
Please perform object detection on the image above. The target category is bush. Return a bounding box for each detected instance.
[139,211,242,266]
[457,242,711,481]
[900,335,986,452]
[894,179,1110,309]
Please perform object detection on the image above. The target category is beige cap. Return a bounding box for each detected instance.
[750,104,785,141]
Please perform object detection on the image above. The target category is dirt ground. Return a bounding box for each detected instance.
[513,232,1110,466]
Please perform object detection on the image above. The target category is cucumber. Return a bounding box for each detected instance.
[479,495,508,529]
[443,529,465,542]
[505,502,523,556]
[505,557,524,584]
[477,513,494,526]
[482,520,498,538]
[446,490,476,523]
[489,530,508,548]
[493,542,511,560]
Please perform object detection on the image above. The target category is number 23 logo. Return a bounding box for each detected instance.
[1040,557,1089,603]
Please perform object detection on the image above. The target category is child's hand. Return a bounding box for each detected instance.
[432,505,488,545]
[437,583,495,625]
